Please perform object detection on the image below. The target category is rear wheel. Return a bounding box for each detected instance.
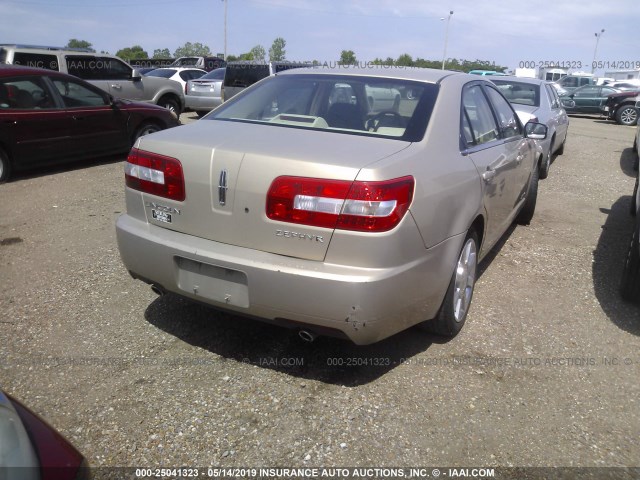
[132,122,162,145]
[631,174,638,216]
[515,165,539,225]
[0,148,11,184]
[615,105,638,126]
[620,226,640,303]
[421,231,479,337]
[539,137,553,180]
[159,96,181,116]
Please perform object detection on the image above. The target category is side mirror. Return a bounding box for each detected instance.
[525,122,548,140]
[131,69,142,82]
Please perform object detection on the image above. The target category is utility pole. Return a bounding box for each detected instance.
[591,29,604,74]
[441,11,453,70]
[222,0,228,60]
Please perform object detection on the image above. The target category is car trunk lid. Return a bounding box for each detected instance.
[133,120,410,261]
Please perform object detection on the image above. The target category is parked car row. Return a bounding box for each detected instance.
[0,64,179,182]
[558,83,639,126]
[491,76,568,179]
[0,44,187,115]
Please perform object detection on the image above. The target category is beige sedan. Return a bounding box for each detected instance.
[116,67,547,344]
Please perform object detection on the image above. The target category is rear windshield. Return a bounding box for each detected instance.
[492,80,540,107]
[200,68,226,80]
[208,74,438,142]
[224,64,270,88]
[145,69,176,78]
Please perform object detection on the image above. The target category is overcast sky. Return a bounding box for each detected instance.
[2,0,640,75]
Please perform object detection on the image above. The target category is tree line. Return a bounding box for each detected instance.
[64,39,507,73]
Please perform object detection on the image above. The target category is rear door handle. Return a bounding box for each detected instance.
[111,84,122,89]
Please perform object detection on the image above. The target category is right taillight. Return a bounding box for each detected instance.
[125,148,185,201]
[266,176,414,232]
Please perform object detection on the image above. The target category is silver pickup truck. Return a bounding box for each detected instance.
[0,44,185,115]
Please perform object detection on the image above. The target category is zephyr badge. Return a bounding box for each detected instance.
[218,169,228,206]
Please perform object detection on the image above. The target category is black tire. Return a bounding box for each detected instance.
[631,174,639,216]
[0,148,11,184]
[556,133,566,156]
[132,122,162,145]
[615,105,638,126]
[421,231,479,337]
[539,137,553,180]
[195,110,209,118]
[515,165,539,225]
[620,226,640,303]
[159,96,181,116]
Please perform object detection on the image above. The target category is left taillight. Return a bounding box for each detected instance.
[125,148,185,201]
[266,176,414,232]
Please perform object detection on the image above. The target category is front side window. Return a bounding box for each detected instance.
[51,78,108,107]
[574,86,599,97]
[209,74,436,142]
[66,55,131,80]
[484,86,521,139]
[0,77,55,110]
[461,84,499,146]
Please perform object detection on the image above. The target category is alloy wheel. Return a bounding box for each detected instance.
[453,237,477,322]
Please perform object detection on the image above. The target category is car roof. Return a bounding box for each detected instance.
[0,63,67,78]
[276,66,463,84]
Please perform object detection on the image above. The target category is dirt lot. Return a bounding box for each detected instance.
[1,115,639,475]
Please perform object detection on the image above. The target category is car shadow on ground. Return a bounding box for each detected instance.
[144,294,443,386]
[620,147,638,178]
[143,223,518,386]
[7,154,124,183]
[592,193,640,335]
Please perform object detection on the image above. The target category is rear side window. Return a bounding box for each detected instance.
[462,85,499,146]
[12,52,59,71]
[0,77,56,109]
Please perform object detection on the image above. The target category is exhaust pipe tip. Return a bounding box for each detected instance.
[151,284,165,296]
[298,329,317,343]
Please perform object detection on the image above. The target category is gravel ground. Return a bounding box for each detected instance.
[1,115,639,476]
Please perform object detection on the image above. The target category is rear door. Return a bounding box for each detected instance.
[545,83,569,144]
[572,86,602,112]
[461,83,526,248]
[1,75,73,167]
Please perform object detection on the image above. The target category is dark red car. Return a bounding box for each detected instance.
[0,64,180,183]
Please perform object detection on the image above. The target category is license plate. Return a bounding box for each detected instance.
[604,106,609,112]
[151,209,172,223]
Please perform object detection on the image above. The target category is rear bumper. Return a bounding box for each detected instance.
[115,214,463,344]
[184,95,222,111]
